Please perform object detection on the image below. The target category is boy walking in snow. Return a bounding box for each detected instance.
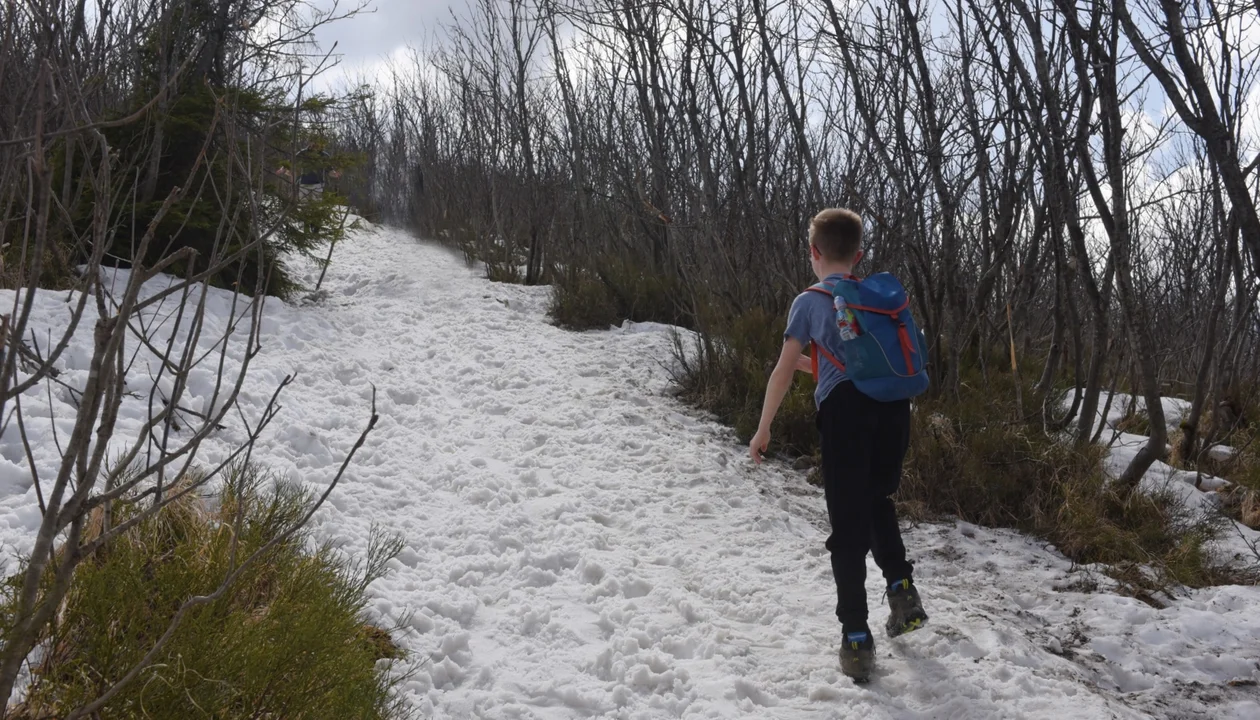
[750,208,928,683]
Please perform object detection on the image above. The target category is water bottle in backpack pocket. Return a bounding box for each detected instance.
[808,273,929,402]
[833,296,859,341]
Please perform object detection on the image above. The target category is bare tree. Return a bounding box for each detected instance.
[1056,0,1169,486]
[1118,0,1260,272]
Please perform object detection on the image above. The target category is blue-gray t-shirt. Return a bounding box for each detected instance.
[785,273,849,408]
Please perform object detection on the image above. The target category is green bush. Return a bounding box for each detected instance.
[7,468,408,720]
[549,258,692,331]
[549,271,621,329]
[87,83,343,299]
[31,14,356,300]
[0,218,80,290]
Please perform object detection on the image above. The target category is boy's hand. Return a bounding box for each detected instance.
[749,427,771,464]
[796,353,812,374]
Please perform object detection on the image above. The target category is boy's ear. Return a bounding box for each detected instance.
[811,244,821,260]
[854,249,865,266]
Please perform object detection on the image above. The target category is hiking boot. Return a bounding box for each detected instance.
[840,631,875,683]
[885,579,928,637]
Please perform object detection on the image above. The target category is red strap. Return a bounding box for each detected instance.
[809,282,908,316]
[807,275,858,296]
[806,283,849,376]
[812,340,846,373]
[847,298,910,315]
[896,319,917,373]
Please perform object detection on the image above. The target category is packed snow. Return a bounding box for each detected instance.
[1,224,1257,719]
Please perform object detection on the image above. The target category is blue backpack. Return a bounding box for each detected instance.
[807,273,930,402]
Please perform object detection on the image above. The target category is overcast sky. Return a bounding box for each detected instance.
[310,0,462,82]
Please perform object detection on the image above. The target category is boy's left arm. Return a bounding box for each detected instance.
[750,337,805,464]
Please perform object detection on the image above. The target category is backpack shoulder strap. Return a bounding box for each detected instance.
[804,281,848,378]
[810,339,846,374]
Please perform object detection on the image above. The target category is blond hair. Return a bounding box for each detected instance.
[809,208,863,263]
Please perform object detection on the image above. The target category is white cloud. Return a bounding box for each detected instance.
[309,0,459,77]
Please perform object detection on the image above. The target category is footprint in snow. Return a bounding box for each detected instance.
[689,502,716,518]
[342,278,372,296]
[387,388,420,406]
[334,365,360,386]
[580,561,606,584]
[734,678,778,707]
[622,578,653,599]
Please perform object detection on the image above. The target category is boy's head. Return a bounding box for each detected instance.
[809,208,863,265]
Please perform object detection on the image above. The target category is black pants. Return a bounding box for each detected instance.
[817,381,913,633]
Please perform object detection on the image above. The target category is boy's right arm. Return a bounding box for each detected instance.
[795,352,812,374]
[750,337,804,464]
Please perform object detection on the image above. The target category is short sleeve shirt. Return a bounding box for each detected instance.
[784,273,850,408]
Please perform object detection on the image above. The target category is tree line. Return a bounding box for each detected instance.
[336,0,1260,486]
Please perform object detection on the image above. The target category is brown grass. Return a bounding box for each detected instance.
[899,370,1250,596]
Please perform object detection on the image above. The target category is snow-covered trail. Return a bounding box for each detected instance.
[242,226,1257,719]
[3,225,1257,719]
